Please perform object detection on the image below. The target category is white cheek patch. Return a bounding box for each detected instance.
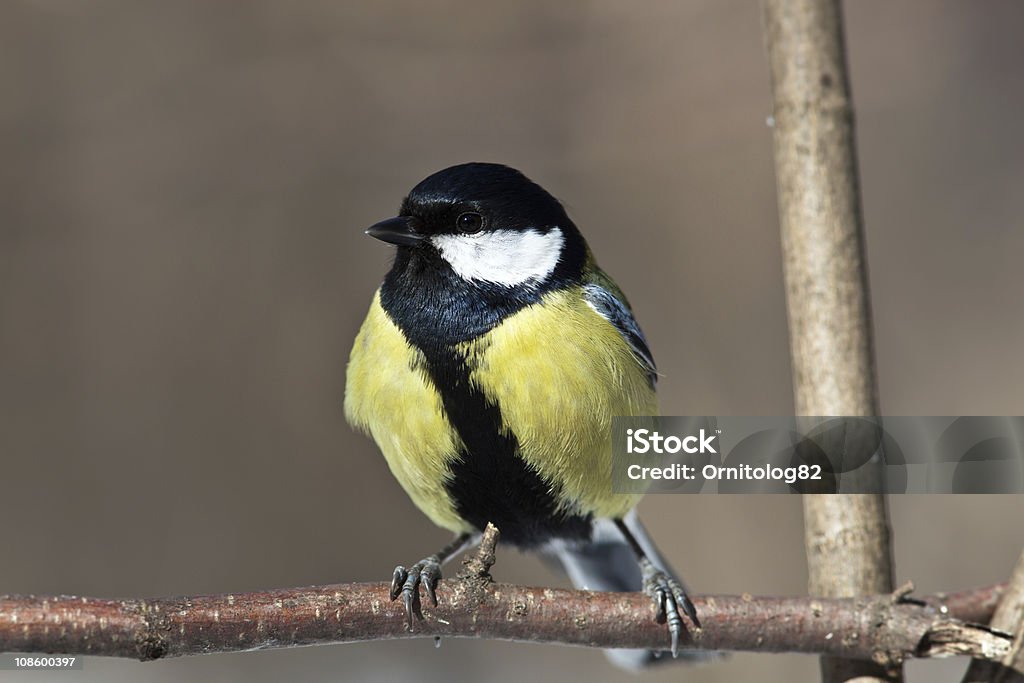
[431,228,565,287]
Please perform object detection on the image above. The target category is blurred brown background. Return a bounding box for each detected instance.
[2,1,1023,681]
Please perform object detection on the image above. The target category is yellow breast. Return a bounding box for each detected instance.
[344,291,472,534]
[460,287,654,519]
[345,286,655,530]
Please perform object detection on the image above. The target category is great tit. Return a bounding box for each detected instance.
[345,163,701,668]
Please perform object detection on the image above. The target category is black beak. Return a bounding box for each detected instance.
[365,216,425,247]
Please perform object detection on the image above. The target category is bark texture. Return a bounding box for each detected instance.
[761,1,896,680]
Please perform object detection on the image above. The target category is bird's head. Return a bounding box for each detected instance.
[366,163,586,289]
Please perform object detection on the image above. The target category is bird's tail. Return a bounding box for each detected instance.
[541,510,716,670]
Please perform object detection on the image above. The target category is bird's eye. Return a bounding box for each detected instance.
[455,212,484,234]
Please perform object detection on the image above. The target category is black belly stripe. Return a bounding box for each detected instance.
[418,342,592,548]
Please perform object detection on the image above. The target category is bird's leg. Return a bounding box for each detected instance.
[613,519,700,657]
[390,532,474,629]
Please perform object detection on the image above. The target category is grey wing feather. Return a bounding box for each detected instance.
[583,283,657,385]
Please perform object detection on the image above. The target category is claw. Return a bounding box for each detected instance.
[422,562,441,607]
[387,555,443,630]
[390,566,407,601]
[640,558,699,658]
[645,577,667,623]
[664,591,683,657]
[401,567,420,629]
[679,592,701,629]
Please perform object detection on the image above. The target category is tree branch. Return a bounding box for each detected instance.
[923,583,1007,626]
[963,550,1024,682]
[761,1,896,680]
[0,544,1011,666]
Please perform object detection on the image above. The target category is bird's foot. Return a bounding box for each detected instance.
[640,557,701,657]
[389,554,442,629]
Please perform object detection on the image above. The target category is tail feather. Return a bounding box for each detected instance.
[542,510,716,670]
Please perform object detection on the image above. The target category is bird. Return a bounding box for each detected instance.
[344,162,701,668]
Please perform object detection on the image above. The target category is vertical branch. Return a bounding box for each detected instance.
[760,1,898,682]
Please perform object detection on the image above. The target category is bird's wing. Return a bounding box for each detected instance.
[582,278,657,386]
